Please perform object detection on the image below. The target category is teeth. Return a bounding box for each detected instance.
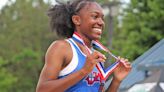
[93,28,102,32]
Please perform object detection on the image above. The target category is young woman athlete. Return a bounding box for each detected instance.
[36,0,131,92]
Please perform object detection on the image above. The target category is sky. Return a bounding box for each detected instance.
[0,0,130,10]
[0,0,55,9]
[0,0,8,9]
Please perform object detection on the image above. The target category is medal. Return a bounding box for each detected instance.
[72,32,120,80]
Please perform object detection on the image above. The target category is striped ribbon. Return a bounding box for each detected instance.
[72,32,120,80]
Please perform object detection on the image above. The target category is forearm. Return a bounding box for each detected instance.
[36,69,88,92]
[106,78,121,92]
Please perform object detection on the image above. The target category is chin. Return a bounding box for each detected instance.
[93,36,101,40]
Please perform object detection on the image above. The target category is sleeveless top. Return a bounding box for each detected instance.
[58,38,102,92]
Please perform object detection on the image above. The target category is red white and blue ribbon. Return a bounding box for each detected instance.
[72,32,120,80]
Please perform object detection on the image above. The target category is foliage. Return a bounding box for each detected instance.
[0,57,17,92]
[112,0,164,61]
[9,48,42,92]
[0,0,164,91]
[0,0,55,91]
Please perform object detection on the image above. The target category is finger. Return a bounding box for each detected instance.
[125,62,132,68]
[125,61,131,65]
[120,58,128,61]
[117,56,121,59]
[97,58,106,63]
[117,56,122,61]
[89,58,105,66]
[125,65,132,71]
[122,61,132,68]
[117,56,128,61]
[118,57,128,63]
[118,59,130,68]
[124,59,128,62]
[92,51,106,60]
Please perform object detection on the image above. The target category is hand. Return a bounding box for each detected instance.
[113,56,132,82]
[82,51,106,74]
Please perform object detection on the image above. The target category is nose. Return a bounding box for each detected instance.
[97,18,105,27]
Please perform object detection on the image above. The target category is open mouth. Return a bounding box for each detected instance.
[92,28,102,39]
[93,28,102,34]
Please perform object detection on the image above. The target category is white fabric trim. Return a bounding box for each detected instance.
[59,39,78,76]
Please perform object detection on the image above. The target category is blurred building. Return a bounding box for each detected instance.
[119,39,164,92]
[105,39,164,92]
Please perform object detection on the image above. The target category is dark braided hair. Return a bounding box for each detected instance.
[47,0,96,38]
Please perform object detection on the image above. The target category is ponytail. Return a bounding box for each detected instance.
[47,0,96,38]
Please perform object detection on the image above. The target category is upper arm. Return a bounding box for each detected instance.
[38,40,70,82]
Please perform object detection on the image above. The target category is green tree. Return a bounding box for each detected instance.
[113,0,164,61]
[0,0,55,91]
[0,57,17,92]
[9,48,42,92]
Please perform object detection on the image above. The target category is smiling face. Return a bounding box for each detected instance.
[74,2,105,41]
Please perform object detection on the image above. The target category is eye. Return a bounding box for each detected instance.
[101,16,105,21]
[92,16,97,19]
[91,14,98,19]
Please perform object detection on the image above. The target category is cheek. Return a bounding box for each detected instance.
[84,16,96,24]
[86,20,96,29]
[80,17,96,31]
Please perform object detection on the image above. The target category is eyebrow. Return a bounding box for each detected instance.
[89,10,104,17]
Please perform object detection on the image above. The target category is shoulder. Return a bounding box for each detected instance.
[45,39,72,62]
[46,39,70,55]
[44,39,73,70]
[48,40,70,50]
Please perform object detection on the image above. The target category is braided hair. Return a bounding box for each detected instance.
[47,0,96,38]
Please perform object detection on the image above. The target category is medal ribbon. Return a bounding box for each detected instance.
[72,32,120,80]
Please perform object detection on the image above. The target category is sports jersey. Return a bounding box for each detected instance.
[58,38,103,92]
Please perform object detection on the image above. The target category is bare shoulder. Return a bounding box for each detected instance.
[46,40,71,58]
[43,39,72,73]
[47,40,70,51]
[38,40,72,81]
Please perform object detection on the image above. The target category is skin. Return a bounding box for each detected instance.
[36,2,131,92]
[72,2,105,47]
[107,57,131,92]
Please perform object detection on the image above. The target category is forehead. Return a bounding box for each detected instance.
[79,2,104,15]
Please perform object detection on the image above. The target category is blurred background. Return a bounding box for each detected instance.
[0,0,163,92]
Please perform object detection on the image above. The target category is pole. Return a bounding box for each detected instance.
[108,8,114,49]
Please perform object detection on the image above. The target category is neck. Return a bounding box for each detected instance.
[81,35,92,48]
[74,31,92,48]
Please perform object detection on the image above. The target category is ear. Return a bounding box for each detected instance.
[72,15,81,26]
